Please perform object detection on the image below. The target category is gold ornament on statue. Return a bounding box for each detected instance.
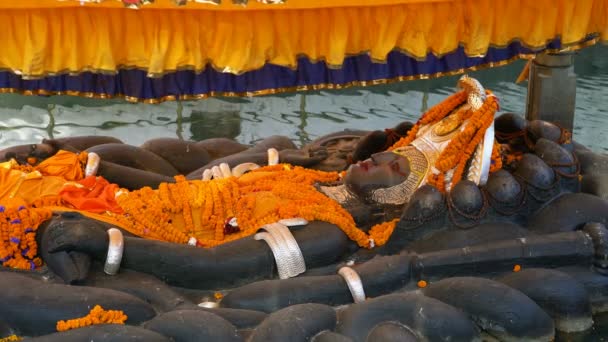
[432,109,465,137]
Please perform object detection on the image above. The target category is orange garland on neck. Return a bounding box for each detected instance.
[0,205,52,270]
[56,305,127,332]
[390,90,500,192]
[108,166,397,249]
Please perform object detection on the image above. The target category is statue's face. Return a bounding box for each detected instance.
[344,151,410,196]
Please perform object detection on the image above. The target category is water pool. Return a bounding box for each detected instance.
[0,44,606,153]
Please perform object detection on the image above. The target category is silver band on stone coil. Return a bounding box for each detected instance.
[267,148,279,166]
[254,222,306,279]
[85,152,100,177]
[338,266,366,303]
[104,228,124,275]
[262,223,306,276]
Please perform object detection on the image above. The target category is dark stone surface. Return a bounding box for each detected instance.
[43,136,124,152]
[528,120,563,143]
[366,322,418,342]
[485,169,523,204]
[221,253,413,312]
[143,310,240,342]
[495,113,527,134]
[450,180,484,215]
[87,143,179,176]
[423,277,555,340]
[498,268,592,331]
[336,293,479,342]
[514,153,556,190]
[249,304,336,342]
[221,275,351,313]
[83,267,192,313]
[400,185,446,223]
[0,273,156,336]
[582,173,608,200]
[527,193,608,233]
[406,222,530,253]
[577,149,608,177]
[26,325,170,342]
[312,331,353,342]
[195,308,268,329]
[140,138,212,174]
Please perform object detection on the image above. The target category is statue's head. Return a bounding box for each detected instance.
[337,75,499,206]
[344,151,410,197]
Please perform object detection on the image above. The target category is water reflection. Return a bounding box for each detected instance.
[0,44,605,152]
[189,110,241,141]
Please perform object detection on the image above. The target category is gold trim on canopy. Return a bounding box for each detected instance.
[0,0,606,78]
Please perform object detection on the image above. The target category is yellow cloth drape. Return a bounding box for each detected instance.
[35,150,87,181]
[0,161,66,208]
[0,0,606,78]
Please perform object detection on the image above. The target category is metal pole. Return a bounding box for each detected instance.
[525,52,577,132]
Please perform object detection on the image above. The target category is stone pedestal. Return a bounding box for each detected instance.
[525,53,577,132]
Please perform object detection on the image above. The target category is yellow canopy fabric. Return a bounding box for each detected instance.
[0,0,451,10]
[0,0,605,79]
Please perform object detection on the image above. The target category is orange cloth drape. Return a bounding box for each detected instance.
[60,176,123,214]
[35,150,87,181]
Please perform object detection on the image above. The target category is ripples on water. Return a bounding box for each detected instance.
[0,45,606,152]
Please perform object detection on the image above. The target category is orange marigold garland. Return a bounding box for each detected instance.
[56,305,127,332]
[391,91,500,192]
[367,218,400,246]
[109,165,399,249]
[0,205,52,270]
[390,91,468,149]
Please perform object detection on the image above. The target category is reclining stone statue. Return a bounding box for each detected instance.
[1,76,608,341]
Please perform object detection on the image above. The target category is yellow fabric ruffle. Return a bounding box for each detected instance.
[0,0,606,78]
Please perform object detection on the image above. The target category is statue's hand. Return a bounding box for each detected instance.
[37,213,109,284]
[42,212,109,256]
